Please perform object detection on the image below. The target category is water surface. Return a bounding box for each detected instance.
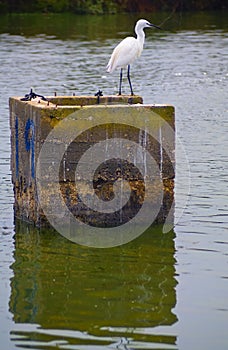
[0,11,228,350]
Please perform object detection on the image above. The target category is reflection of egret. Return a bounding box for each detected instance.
[106,19,161,96]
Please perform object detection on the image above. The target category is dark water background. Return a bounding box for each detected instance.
[0,11,227,349]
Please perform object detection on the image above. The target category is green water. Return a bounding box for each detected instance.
[10,221,177,348]
[0,11,227,40]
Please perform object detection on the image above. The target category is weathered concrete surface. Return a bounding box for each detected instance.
[49,95,143,106]
[10,95,175,229]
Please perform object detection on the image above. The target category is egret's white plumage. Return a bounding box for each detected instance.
[106,19,161,95]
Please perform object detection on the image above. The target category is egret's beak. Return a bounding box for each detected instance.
[149,23,162,30]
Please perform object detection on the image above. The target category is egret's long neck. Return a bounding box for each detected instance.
[135,26,145,48]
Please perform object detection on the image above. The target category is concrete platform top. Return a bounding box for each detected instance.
[10,95,144,108]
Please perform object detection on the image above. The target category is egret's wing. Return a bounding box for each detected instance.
[107,37,140,73]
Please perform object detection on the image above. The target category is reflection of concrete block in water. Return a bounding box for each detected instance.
[9,95,175,230]
[9,220,177,347]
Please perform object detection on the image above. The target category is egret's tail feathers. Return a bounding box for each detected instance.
[106,63,112,73]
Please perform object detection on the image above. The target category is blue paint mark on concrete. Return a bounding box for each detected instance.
[24,119,35,179]
[15,116,19,179]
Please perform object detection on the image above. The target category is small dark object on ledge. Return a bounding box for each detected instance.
[20,88,48,102]
[95,90,103,104]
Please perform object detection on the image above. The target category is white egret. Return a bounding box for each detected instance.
[106,19,161,96]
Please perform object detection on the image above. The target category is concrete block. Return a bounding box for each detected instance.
[9,95,175,234]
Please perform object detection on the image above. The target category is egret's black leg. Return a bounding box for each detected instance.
[118,68,123,95]
[127,65,134,95]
